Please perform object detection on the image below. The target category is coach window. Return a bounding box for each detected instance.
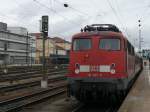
[127,41,135,55]
[99,38,120,50]
[131,46,135,55]
[73,38,91,51]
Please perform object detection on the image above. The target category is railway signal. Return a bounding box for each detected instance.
[41,15,49,88]
[42,15,48,36]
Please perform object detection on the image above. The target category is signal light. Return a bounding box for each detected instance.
[42,16,48,32]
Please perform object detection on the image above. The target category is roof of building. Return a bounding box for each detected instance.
[56,45,65,50]
[29,33,42,38]
[29,33,71,44]
[52,37,70,44]
[0,30,31,38]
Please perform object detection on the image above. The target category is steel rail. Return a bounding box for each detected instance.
[0,70,67,82]
[0,75,66,93]
[0,65,68,75]
[0,82,67,112]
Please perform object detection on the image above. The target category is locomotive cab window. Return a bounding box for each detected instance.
[73,38,92,51]
[99,38,120,50]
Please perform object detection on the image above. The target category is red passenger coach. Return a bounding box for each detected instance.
[67,24,142,101]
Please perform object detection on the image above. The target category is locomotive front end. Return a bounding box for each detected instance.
[67,24,128,101]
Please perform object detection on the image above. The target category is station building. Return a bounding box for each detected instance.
[30,33,55,64]
[30,33,71,64]
[0,22,35,65]
[51,37,71,50]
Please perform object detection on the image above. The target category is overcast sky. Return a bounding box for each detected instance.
[0,0,150,49]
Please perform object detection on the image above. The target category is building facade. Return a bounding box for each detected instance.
[30,33,56,64]
[51,37,71,55]
[0,22,31,65]
[7,27,28,36]
[29,36,36,64]
[31,33,71,64]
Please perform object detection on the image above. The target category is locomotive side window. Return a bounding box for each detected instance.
[73,38,91,51]
[99,39,120,50]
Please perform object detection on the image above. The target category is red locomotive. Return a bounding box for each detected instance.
[67,24,142,101]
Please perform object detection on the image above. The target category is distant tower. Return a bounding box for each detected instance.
[138,19,142,52]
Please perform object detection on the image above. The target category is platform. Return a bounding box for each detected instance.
[118,68,150,112]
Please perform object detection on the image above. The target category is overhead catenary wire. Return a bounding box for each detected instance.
[106,0,130,37]
[13,0,68,37]
[141,4,150,23]
[33,0,75,37]
[0,0,41,30]
[115,0,128,27]
[33,0,81,26]
[49,0,54,35]
[54,0,89,17]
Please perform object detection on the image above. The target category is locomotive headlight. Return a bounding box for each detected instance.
[110,69,115,74]
[75,69,80,74]
[110,63,116,74]
[75,63,80,74]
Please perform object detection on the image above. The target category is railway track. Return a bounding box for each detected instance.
[0,66,65,77]
[0,70,67,82]
[0,81,67,112]
[0,74,66,93]
[0,64,68,75]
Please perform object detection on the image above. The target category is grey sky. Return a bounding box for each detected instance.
[0,0,150,49]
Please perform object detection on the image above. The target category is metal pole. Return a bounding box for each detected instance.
[26,32,29,67]
[30,37,33,68]
[41,32,48,88]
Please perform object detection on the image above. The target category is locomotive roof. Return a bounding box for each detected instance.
[73,31,126,39]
